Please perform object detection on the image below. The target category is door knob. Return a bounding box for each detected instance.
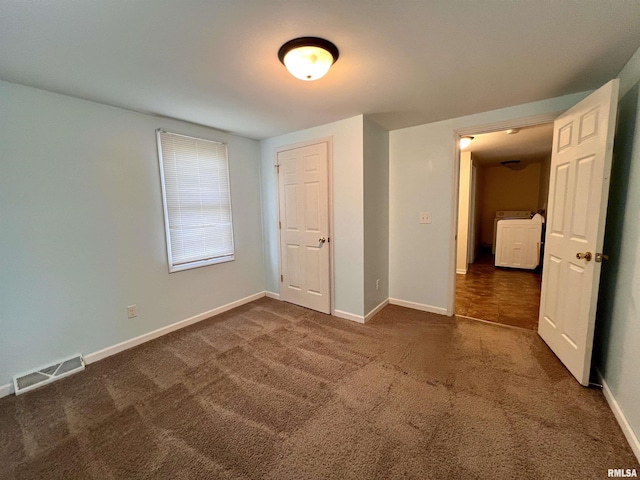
[319,237,326,244]
[576,251,592,261]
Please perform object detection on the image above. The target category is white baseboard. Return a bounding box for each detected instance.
[84,291,266,365]
[0,382,14,398]
[265,292,380,324]
[389,298,448,316]
[456,268,467,275]
[1,292,266,399]
[334,309,365,324]
[364,299,389,323]
[597,369,640,463]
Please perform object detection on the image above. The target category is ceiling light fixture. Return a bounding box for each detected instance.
[459,136,474,149]
[278,37,339,81]
[500,160,526,170]
[506,128,520,135]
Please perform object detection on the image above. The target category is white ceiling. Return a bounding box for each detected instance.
[1,1,639,140]
[465,123,554,166]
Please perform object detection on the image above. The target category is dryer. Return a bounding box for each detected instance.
[492,211,532,254]
[495,214,544,270]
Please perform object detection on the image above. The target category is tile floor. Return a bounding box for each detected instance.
[455,252,542,330]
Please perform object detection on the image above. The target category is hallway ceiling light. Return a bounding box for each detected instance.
[278,37,339,81]
[459,136,474,149]
[506,128,520,135]
[501,159,526,170]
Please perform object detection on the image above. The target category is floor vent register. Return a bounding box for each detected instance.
[13,355,85,395]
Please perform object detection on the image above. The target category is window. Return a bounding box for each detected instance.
[156,130,234,272]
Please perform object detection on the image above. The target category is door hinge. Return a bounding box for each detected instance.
[275,164,280,173]
[280,274,283,282]
[279,221,281,229]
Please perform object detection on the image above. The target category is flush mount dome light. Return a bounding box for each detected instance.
[278,37,339,81]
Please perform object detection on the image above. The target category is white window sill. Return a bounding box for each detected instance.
[169,255,235,273]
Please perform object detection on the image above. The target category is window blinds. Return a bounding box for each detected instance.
[157,130,234,272]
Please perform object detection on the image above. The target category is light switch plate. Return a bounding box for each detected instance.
[419,212,432,224]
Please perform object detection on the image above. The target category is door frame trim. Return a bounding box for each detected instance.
[448,112,562,316]
[274,137,335,315]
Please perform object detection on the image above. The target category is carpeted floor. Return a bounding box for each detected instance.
[0,297,637,479]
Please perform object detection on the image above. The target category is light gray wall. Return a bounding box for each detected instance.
[0,81,265,387]
[260,116,365,317]
[595,46,640,450]
[389,91,590,312]
[363,117,389,315]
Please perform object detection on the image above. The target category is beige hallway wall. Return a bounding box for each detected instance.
[479,163,541,246]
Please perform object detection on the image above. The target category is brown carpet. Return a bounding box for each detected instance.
[0,298,637,479]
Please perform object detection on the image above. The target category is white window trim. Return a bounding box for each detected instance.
[156,129,235,273]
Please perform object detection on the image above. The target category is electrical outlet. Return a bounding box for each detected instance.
[127,305,137,319]
[419,212,432,224]
[376,279,380,290]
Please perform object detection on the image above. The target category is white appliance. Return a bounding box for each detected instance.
[492,210,532,254]
[495,214,544,269]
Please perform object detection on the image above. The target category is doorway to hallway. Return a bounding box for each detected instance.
[454,123,552,330]
[455,246,542,330]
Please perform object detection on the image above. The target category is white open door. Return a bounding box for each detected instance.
[538,79,619,385]
[277,141,331,314]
